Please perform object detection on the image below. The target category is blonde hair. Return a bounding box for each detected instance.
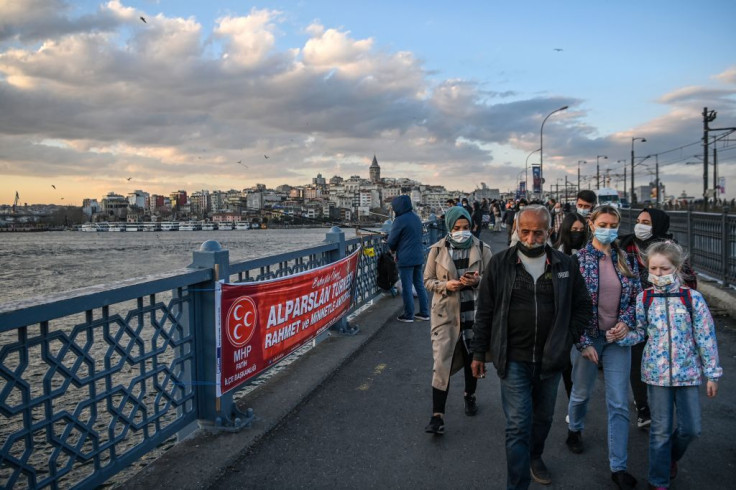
[643,240,687,281]
[589,205,635,278]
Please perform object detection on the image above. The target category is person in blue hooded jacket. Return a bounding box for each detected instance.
[387,195,430,322]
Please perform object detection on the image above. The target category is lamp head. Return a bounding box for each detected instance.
[641,138,647,143]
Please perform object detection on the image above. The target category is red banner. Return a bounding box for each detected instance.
[216,248,360,396]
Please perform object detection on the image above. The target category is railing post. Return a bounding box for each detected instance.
[189,240,253,430]
[325,227,358,335]
[687,205,694,259]
[428,213,439,244]
[722,207,730,288]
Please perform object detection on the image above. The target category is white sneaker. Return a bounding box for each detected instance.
[565,414,570,424]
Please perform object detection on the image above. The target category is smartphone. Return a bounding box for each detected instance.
[463,271,477,278]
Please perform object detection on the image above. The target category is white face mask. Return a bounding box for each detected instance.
[576,206,590,217]
[650,273,676,288]
[634,223,653,241]
[451,230,472,242]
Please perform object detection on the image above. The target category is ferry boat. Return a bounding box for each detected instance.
[201,222,217,231]
[108,223,126,232]
[218,221,235,230]
[234,221,251,230]
[81,223,101,232]
[126,223,141,232]
[143,222,160,232]
[160,221,179,231]
[178,221,198,231]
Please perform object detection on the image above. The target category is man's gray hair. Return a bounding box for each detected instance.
[517,204,552,229]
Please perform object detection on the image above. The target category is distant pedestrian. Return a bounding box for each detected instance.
[387,195,430,323]
[575,190,597,219]
[472,205,592,489]
[471,201,484,239]
[567,205,641,490]
[423,207,492,435]
[618,240,722,489]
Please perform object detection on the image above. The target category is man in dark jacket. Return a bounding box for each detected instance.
[471,205,592,489]
[387,195,430,322]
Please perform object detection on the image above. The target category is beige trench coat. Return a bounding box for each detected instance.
[423,236,493,390]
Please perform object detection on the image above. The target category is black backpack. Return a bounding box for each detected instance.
[377,251,399,290]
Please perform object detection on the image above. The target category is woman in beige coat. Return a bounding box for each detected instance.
[423,207,493,435]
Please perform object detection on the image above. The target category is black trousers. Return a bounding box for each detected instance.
[432,339,477,414]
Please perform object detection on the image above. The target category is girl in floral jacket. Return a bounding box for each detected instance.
[619,240,722,489]
[567,205,641,490]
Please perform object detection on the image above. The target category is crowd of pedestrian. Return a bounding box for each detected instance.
[384,191,722,490]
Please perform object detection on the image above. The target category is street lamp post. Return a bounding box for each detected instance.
[577,160,587,192]
[631,137,647,205]
[540,105,569,199]
[596,155,608,189]
[525,148,541,199]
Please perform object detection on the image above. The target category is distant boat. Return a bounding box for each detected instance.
[81,223,101,232]
[108,223,126,232]
[218,221,235,230]
[201,222,217,231]
[126,223,141,232]
[178,221,198,231]
[160,221,179,231]
[143,222,160,232]
[234,221,251,230]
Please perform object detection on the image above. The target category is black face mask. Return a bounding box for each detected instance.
[516,241,546,258]
[569,231,586,249]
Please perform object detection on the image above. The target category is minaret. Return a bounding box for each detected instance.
[369,155,381,184]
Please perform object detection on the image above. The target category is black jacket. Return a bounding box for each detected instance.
[471,245,592,379]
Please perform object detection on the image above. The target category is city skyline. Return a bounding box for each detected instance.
[1,1,735,205]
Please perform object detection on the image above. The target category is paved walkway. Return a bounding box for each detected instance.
[124,228,736,489]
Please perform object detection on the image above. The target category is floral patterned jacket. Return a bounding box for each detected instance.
[619,281,723,386]
[576,243,641,350]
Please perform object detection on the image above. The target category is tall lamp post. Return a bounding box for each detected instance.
[596,155,608,189]
[616,159,628,200]
[540,105,569,198]
[631,137,646,205]
[577,160,587,192]
[525,148,541,199]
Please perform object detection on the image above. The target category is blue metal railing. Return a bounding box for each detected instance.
[620,207,735,287]
[0,222,443,489]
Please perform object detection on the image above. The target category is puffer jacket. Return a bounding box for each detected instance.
[387,195,425,267]
[619,282,723,386]
[576,242,641,349]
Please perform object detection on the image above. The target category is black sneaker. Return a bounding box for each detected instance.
[637,406,651,429]
[464,394,478,416]
[565,429,583,454]
[611,470,637,489]
[414,313,430,321]
[424,415,444,435]
[396,314,414,323]
[530,458,552,485]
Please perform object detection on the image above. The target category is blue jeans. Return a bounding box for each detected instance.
[647,385,701,487]
[568,336,631,472]
[500,361,561,490]
[398,265,429,318]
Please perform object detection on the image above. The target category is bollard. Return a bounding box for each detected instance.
[325,227,359,335]
[188,240,253,431]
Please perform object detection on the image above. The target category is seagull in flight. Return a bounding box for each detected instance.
[140,16,147,23]
[237,160,248,168]
[127,177,132,181]
[264,154,270,159]
[553,48,564,52]
[51,185,56,189]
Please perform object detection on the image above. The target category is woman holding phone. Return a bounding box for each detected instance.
[423,207,493,434]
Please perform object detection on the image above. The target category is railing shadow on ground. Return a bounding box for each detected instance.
[0,219,446,489]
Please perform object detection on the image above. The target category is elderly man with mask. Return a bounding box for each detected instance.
[471,205,592,489]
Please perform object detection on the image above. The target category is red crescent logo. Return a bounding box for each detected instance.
[226,296,257,347]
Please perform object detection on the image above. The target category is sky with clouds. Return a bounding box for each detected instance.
[1,0,735,205]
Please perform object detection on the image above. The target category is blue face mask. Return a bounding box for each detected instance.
[594,227,618,245]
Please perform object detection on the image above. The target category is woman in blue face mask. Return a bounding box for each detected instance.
[422,206,493,435]
[566,205,642,490]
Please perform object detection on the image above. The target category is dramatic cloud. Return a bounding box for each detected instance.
[0,2,734,204]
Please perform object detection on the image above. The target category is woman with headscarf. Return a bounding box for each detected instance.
[618,208,697,430]
[422,207,493,435]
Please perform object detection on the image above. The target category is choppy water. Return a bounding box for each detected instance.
[0,228,357,304]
